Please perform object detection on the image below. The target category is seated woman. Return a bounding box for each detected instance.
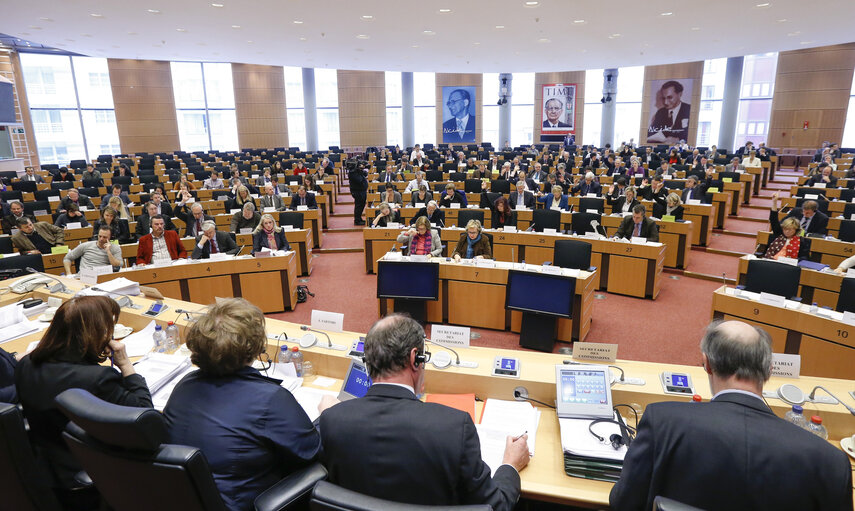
[15,296,151,508]
[764,193,811,261]
[91,206,132,244]
[662,192,684,220]
[537,185,570,211]
[409,184,433,206]
[611,185,641,215]
[302,174,323,193]
[438,183,463,208]
[372,202,400,228]
[624,159,646,180]
[381,184,403,209]
[252,213,291,253]
[0,347,18,403]
[396,216,442,257]
[173,173,197,191]
[115,163,135,178]
[107,195,133,222]
[490,196,516,230]
[667,149,681,165]
[227,185,255,212]
[452,219,492,261]
[164,298,324,511]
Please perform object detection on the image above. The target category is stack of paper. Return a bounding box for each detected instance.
[558,414,626,482]
[476,399,541,475]
[151,365,196,411]
[95,277,140,296]
[0,304,40,345]
[292,386,338,422]
[119,321,157,357]
[133,353,192,395]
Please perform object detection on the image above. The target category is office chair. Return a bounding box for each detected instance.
[455,209,484,228]
[442,163,457,173]
[479,192,501,209]
[56,389,326,511]
[50,181,73,191]
[794,198,829,215]
[838,189,855,203]
[553,239,595,271]
[164,160,181,170]
[838,219,855,242]
[279,211,304,230]
[425,170,443,182]
[137,168,156,176]
[570,212,601,236]
[79,187,100,199]
[0,190,23,202]
[69,159,87,169]
[653,496,706,511]
[33,190,59,202]
[449,172,467,181]
[464,179,482,194]
[310,481,490,511]
[578,197,604,214]
[490,180,511,194]
[112,176,133,187]
[531,209,561,232]
[0,236,13,254]
[23,200,51,215]
[139,175,159,185]
[0,254,45,273]
[743,259,800,299]
[11,181,37,193]
[82,178,103,189]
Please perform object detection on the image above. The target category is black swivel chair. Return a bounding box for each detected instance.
[0,236,13,254]
[56,389,327,511]
[112,176,133,187]
[425,170,443,182]
[0,190,23,202]
[279,211,304,230]
[490,180,511,194]
[139,175,159,185]
[0,254,45,275]
[838,220,855,242]
[479,192,501,209]
[11,181,37,193]
[743,259,801,299]
[50,181,74,191]
[531,209,561,232]
[33,190,59,202]
[23,200,51,215]
[553,239,595,271]
[455,209,484,228]
[794,197,829,215]
[82,178,103,189]
[449,172,467,182]
[653,496,706,511]
[464,179,482,194]
[310,481,490,511]
[578,197,604,214]
[841,202,855,219]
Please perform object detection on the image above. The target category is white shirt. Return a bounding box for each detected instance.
[742,157,761,168]
[455,114,470,137]
[405,179,424,193]
[410,150,425,162]
[712,389,764,403]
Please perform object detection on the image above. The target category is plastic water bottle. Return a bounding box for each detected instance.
[153,325,166,353]
[807,415,828,440]
[809,302,819,314]
[785,405,809,430]
[291,346,303,377]
[165,321,179,352]
[278,345,292,364]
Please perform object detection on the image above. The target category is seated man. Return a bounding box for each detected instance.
[680,175,705,203]
[21,166,45,183]
[63,224,123,273]
[610,320,853,511]
[639,175,668,206]
[615,204,659,242]
[100,184,131,210]
[80,164,103,183]
[412,200,446,228]
[136,215,187,264]
[320,314,529,510]
[60,188,95,212]
[203,171,225,190]
[136,201,177,238]
[508,180,535,210]
[806,163,837,188]
[230,202,261,233]
[54,203,90,228]
[177,202,215,238]
[290,185,318,210]
[1,201,34,234]
[783,198,828,236]
[149,188,173,217]
[259,183,286,211]
[571,171,602,196]
[11,217,64,254]
[725,156,744,173]
[379,166,401,184]
[191,220,238,259]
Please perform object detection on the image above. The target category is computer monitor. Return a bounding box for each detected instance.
[337,359,373,401]
[377,261,440,300]
[505,270,575,318]
[555,364,614,419]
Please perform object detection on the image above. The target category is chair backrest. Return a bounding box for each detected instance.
[82,178,103,189]
[310,481,491,511]
[455,209,484,228]
[0,253,44,273]
[836,277,855,313]
[794,197,829,215]
[449,172,467,181]
[56,389,227,511]
[0,403,62,511]
[578,197,604,214]
[0,190,23,202]
[23,200,51,215]
[139,175,159,184]
[838,219,855,242]
[137,168,157,176]
[50,181,73,191]
[841,203,855,219]
[33,190,58,202]
[570,212,601,235]
[0,236,13,254]
[11,181,37,193]
[553,239,592,270]
[425,170,443,182]
[744,259,800,298]
[112,176,133,186]
[531,209,561,232]
[479,192,501,209]
[653,496,706,511]
[464,179,482,194]
[79,187,100,198]
[490,180,511,194]
[279,211,304,230]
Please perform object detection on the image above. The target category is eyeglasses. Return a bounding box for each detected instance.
[446,98,465,107]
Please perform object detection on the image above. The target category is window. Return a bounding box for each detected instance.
[413,72,435,146]
[315,68,340,149]
[170,62,238,152]
[511,72,534,147]
[697,58,727,147]
[482,73,500,148]
[284,66,306,150]
[385,71,402,147]
[582,69,604,146]
[613,66,644,149]
[20,54,120,164]
[841,70,855,148]
[735,53,777,147]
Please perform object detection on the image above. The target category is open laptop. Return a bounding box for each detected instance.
[555,364,614,419]
[337,358,372,401]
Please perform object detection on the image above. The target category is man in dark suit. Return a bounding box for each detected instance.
[100,184,131,210]
[21,167,45,183]
[61,188,95,212]
[177,202,215,238]
[542,98,571,128]
[571,172,602,197]
[348,161,368,225]
[680,175,705,203]
[806,163,837,188]
[149,188,173,217]
[615,204,659,242]
[191,221,239,259]
[319,314,529,510]
[610,321,853,511]
[442,89,476,143]
[136,202,177,238]
[784,199,828,236]
[290,185,318,209]
[640,176,668,206]
[509,181,535,209]
[412,201,445,227]
[379,166,401,184]
[1,200,34,234]
[642,146,661,168]
[647,80,690,143]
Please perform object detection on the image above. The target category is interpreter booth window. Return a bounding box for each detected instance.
[20,54,119,164]
[385,71,403,148]
[841,70,855,148]
[735,53,778,147]
[613,66,644,148]
[697,58,726,147]
[284,66,306,151]
[315,68,340,150]
[482,73,500,148]
[510,72,534,147]
[582,69,604,147]
[413,72,435,146]
[170,62,238,152]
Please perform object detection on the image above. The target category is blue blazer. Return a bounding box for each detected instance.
[253,229,291,253]
[537,194,570,211]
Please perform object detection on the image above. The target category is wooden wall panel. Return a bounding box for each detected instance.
[534,71,586,144]
[232,63,288,149]
[1,52,39,167]
[435,73,483,145]
[337,70,386,149]
[768,43,855,150]
[108,59,180,154]
[639,62,704,146]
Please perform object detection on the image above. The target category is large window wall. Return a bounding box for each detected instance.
[510,72,534,147]
[698,58,727,147]
[842,70,855,148]
[413,72,435,146]
[315,68,340,149]
[613,66,644,148]
[170,62,238,152]
[482,73,500,148]
[735,53,778,147]
[385,71,402,147]
[20,54,119,164]
[582,69,604,146]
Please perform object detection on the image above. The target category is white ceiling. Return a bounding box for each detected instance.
[2,0,854,72]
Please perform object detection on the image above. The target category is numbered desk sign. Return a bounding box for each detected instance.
[661,215,675,223]
[722,177,733,183]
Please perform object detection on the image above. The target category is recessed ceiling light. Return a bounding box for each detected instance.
[787,31,800,36]
[211,3,223,6]
[660,12,673,16]
[756,2,771,7]
[361,15,374,20]
[776,18,788,22]
[609,33,621,38]
[473,42,481,45]
[438,8,452,13]
[691,26,700,31]
[800,40,813,45]
[525,1,539,6]
[538,38,550,43]
[356,34,370,39]
[176,28,186,32]
[39,17,53,22]
[299,37,307,41]
[29,25,42,30]
[81,33,92,37]
[411,44,420,48]
[293,20,303,24]
[127,32,137,35]
[423,30,436,35]
[90,13,103,18]
[495,25,505,29]
[231,25,241,28]
[247,40,254,43]
[147,9,161,14]
[573,19,586,24]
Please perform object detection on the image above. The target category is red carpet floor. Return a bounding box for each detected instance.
[706,233,756,254]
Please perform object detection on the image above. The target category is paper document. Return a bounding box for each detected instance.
[291,386,338,422]
[119,320,157,357]
[558,415,627,461]
[0,304,40,344]
[133,353,192,395]
[151,365,196,411]
[478,399,541,456]
[475,425,512,476]
[95,277,140,296]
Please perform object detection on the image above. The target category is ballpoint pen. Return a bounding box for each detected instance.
[513,431,527,441]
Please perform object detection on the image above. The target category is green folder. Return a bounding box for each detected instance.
[661,215,676,222]
[722,177,733,183]
[707,187,720,193]
[51,246,69,254]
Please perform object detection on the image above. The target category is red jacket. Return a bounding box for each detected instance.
[136,230,187,264]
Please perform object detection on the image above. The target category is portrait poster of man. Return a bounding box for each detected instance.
[646,78,694,145]
[541,83,576,134]
[442,86,476,143]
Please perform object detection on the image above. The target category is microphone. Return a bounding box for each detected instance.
[525,223,536,232]
[607,364,645,385]
[590,219,607,238]
[300,325,347,351]
[808,386,855,416]
[25,267,70,294]
[175,308,206,320]
[425,337,478,369]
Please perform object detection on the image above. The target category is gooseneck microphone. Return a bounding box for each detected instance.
[300,325,347,351]
[425,337,478,369]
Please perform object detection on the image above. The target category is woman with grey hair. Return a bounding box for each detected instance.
[252,213,290,253]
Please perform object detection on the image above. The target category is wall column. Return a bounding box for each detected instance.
[301,67,318,152]
[600,68,617,148]
[401,72,415,148]
[719,56,744,151]
[499,73,512,149]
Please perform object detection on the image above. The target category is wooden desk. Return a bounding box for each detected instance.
[598,216,692,269]
[376,258,596,342]
[95,253,299,313]
[736,254,848,310]
[207,209,321,248]
[236,229,313,276]
[756,230,855,269]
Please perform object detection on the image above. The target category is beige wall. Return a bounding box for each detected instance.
[534,72,586,144]
[337,70,386,149]
[1,52,39,167]
[639,62,704,146]
[768,43,855,149]
[435,74,482,145]
[232,63,288,150]
[108,59,180,153]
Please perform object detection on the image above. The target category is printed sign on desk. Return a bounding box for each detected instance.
[573,342,618,363]
[311,310,344,333]
[771,353,801,378]
[430,324,470,348]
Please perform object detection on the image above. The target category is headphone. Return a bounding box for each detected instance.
[588,412,636,450]
[413,337,430,367]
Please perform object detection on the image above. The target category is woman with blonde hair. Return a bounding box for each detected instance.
[452,219,492,261]
[252,213,290,253]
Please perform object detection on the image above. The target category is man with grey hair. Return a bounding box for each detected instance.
[191,220,238,259]
[610,320,852,511]
[412,200,445,227]
[230,202,261,233]
[320,314,529,509]
[404,170,426,193]
[177,201,215,238]
[571,171,601,196]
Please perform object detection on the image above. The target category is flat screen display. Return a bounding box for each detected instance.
[341,361,372,398]
[499,358,516,371]
[505,270,575,318]
[559,369,609,405]
[671,374,690,387]
[0,80,15,124]
[377,261,440,300]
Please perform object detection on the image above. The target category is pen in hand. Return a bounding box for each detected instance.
[513,431,527,441]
